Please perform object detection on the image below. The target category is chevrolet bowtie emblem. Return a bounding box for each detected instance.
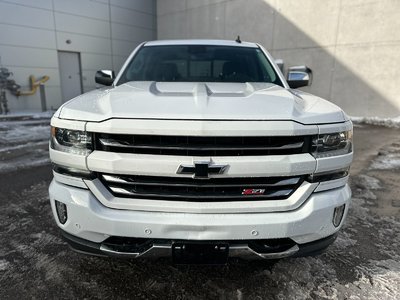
[177,161,228,179]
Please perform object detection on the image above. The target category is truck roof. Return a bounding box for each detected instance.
[144,39,259,48]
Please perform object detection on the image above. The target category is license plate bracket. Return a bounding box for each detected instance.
[172,242,229,265]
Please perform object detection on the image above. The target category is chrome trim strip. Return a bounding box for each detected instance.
[102,174,301,187]
[99,245,140,257]
[99,138,304,151]
[108,186,292,199]
[85,179,317,213]
[230,244,299,259]
[100,243,299,259]
[100,244,172,258]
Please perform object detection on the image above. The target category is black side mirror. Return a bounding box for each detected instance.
[287,66,312,89]
[95,70,115,86]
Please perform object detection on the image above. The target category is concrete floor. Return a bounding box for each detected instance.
[0,120,399,299]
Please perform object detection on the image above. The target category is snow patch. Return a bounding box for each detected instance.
[0,124,49,144]
[350,115,400,128]
[0,110,54,119]
[334,231,358,249]
[352,259,400,299]
[370,153,400,170]
[265,257,339,299]
[0,259,10,271]
[0,140,48,153]
[0,118,50,172]
[0,157,50,173]
[356,174,381,190]
[370,142,400,170]
[352,175,381,200]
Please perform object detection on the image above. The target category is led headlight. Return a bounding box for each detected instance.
[51,127,93,155]
[312,130,352,158]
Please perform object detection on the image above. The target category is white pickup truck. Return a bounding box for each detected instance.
[49,39,352,263]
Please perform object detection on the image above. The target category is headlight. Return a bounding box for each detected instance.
[312,130,352,158]
[51,127,92,155]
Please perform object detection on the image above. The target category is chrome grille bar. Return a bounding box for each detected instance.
[100,174,304,202]
[102,174,301,187]
[108,186,292,200]
[99,138,304,151]
[95,134,311,156]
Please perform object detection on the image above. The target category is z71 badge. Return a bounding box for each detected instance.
[242,189,266,195]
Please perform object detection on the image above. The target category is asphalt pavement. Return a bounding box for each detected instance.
[0,119,399,299]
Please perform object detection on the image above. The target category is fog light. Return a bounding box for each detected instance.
[55,200,68,224]
[333,204,345,227]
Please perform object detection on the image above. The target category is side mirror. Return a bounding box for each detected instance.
[95,70,115,86]
[287,66,312,88]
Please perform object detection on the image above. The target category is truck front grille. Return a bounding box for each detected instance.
[99,174,304,202]
[95,134,311,156]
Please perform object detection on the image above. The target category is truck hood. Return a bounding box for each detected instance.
[58,82,346,124]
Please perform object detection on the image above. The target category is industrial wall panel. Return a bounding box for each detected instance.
[272,0,340,50]
[185,3,225,39]
[331,43,400,117]
[224,0,275,49]
[2,0,53,10]
[112,40,140,57]
[45,86,64,110]
[54,12,111,38]
[157,13,189,39]
[0,23,56,49]
[186,0,226,10]
[0,45,58,68]
[112,56,128,72]
[337,0,400,45]
[157,0,186,16]
[111,23,155,42]
[111,5,154,29]
[93,0,109,4]
[56,32,112,55]
[83,86,97,94]
[53,0,109,20]
[80,53,113,71]
[0,2,54,29]
[111,0,156,15]
[8,92,42,112]
[81,70,98,89]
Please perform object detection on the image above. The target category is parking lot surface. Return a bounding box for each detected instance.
[0,119,399,299]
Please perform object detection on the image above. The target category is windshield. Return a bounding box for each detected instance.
[117,45,283,86]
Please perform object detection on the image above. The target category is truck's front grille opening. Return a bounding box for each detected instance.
[95,134,312,156]
[99,174,304,201]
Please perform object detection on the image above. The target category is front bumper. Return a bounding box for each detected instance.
[61,229,338,260]
[49,179,351,258]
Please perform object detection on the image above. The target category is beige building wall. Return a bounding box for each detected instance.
[0,0,156,112]
[157,0,400,118]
